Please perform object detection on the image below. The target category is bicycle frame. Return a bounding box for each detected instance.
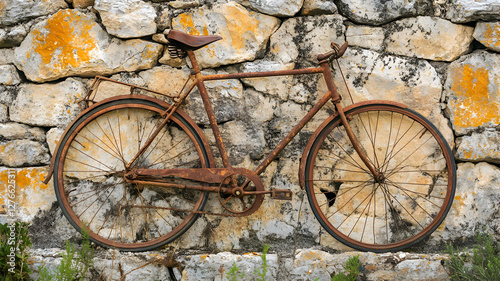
[44,31,457,251]
[125,48,380,186]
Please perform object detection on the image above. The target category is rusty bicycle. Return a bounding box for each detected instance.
[44,30,456,253]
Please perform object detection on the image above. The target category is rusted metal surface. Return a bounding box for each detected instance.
[129,167,260,186]
[271,189,293,200]
[167,29,222,49]
[44,94,215,181]
[304,104,455,251]
[203,67,323,81]
[298,100,410,188]
[317,41,348,62]
[335,102,380,179]
[188,49,234,169]
[54,97,213,251]
[126,74,197,168]
[255,91,332,176]
[47,30,455,252]
[319,58,381,179]
[128,167,266,216]
[77,76,180,110]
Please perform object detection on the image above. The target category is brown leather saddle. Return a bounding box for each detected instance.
[167,29,222,50]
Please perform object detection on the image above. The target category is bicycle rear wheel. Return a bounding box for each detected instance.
[54,97,212,251]
[305,104,456,252]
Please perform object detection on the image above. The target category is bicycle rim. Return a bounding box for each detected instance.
[305,104,456,252]
[54,98,211,251]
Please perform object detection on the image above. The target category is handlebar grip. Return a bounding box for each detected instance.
[317,41,348,62]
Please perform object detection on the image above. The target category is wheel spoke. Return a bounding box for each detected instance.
[55,102,209,251]
[306,105,455,252]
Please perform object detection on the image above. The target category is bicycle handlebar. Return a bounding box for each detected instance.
[317,41,348,62]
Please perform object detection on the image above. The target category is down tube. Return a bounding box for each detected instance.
[254,91,333,176]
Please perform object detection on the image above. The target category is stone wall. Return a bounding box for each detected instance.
[1,0,499,280]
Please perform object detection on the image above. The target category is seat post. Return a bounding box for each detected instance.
[186,49,232,168]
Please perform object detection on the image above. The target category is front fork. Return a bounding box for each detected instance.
[320,62,382,182]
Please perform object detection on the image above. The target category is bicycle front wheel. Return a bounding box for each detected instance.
[54,97,212,251]
[305,104,456,252]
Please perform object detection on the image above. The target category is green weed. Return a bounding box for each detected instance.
[445,232,500,281]
[331,255,361,281]
[225,244,270,281]
[0,222,32,281]
[227,262,245,281]
[38,226,95,281]
[254,244,270,281]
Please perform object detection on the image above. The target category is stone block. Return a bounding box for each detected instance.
[0,65,20,85]
[172,2,280,68]
[181,69,244,125]
[94,0,157,38]
[243,89,277,123]
[0,0,67,27]
[73,0,94,8]
[300,0,337,15]
[0,24,28,47]
[157,5,172,31]
[473,22,500,53]
[46,127,64,156]
[456,129,500,164]
[10,78,85,127]
[394,259,449,280]
[169,1,199,9]
[335,0,431,25]
[446,0,500,23]
[385,16,474,62]
[139,66,191,99]
[337,48,442,118]
[240,60,295,101]
[0,140,50,167]
[269,14,345,66]
[443,51,500,135]
[0,104,7,122]
[0,49,14,65]
[180,251,278,281]
[346,25,385,51]
[0,86,15,106]
[436,162,500,241]
[14,9,163,82]
[0,167,55,222]
[0,122,45,141]
[291,250,449,280]
[236,0,304,17]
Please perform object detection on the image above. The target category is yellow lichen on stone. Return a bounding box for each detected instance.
[221,4,259,51]
[176,13,200,35]
[449,65,500,130]
[31,9,98,71]
[483,23,500,48]
[300,251,322,261]
[0,167,55,221]
[0,1,6,17]
[16,167,49,190]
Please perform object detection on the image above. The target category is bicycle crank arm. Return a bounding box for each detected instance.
[238,189,293,200]
[271,189,293,200]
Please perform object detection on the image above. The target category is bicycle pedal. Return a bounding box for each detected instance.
[271,189,292,200]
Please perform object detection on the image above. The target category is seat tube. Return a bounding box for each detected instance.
[187,50,232,168]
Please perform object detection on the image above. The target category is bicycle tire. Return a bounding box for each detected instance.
[54,97,212,251]
[305,104,456,252]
